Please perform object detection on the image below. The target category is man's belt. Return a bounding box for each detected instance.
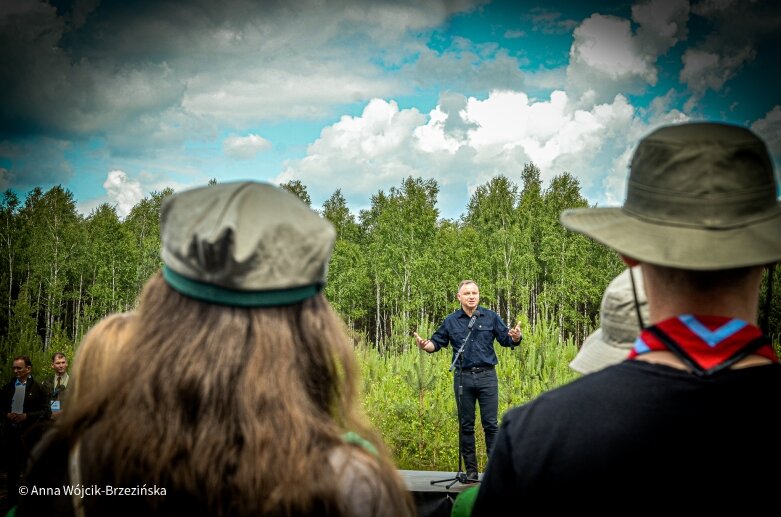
[458,365,495,373]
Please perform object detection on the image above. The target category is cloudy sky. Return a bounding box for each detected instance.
[1,0,779,220]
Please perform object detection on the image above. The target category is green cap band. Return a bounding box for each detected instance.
[163,266,322,307]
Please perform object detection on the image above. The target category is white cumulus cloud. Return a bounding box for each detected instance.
[566,0,689,105]
[0,167,13,191]
[751,105,781,179]
[633,0,689,54]
[571,15,650,80]
[601,100,689,205]
[680,46,756,111]
[279,90,651,217]
[223,133,272,160]
[678,0,778,112]
[103,170,144,218]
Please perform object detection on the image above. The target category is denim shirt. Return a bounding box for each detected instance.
[430,306,519,369]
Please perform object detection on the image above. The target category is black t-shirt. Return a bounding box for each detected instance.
[474,360,781,514]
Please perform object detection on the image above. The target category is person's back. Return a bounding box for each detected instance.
[18,182,414,517]
[479,359,781,510]
[474,122,781,514]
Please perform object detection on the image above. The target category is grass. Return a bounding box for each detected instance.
[358,318,580,471]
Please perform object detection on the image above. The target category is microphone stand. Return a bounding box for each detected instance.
[431,313,479,489]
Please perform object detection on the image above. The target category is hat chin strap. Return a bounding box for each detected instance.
[761,265,775,335]
[628,267,646,331]
[627,264,775,335]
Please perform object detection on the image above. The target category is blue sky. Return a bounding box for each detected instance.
[1,0,779,220]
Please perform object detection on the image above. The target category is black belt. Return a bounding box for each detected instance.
[458,365,494,373]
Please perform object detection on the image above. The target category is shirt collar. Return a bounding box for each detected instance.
[458,306,482,318]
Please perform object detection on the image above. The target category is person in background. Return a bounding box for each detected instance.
[569,266,649,374]
[42,352,71,419]
[2,356,50,512]
[10,313,137,517]
[451,266,648,515]
[414,280,521,483]
[19,181,415,517]
[473,122,781,513]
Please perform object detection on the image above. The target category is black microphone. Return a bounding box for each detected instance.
[468,309,480,330]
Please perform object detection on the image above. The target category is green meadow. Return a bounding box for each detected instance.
[359,317,579,471]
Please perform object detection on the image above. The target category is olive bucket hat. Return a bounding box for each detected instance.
[569,266,649,375]
[560,122,781,270]
[160,181,336,307]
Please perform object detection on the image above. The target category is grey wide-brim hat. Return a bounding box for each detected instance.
[569,266,649,375]
[561,122,781,270]
[160,181,336,307]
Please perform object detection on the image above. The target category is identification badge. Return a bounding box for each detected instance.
[51,400,61,412]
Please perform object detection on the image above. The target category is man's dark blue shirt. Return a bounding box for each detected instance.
[430,306,519,369]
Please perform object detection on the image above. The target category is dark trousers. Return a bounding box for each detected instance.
[453,368,498,473]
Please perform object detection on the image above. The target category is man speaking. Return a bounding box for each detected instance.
[414,280,522,482]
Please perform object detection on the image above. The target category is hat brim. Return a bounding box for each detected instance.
[561,207,781,270]
[569,328,632,375]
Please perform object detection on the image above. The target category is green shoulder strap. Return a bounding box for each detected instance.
[451,486,479,517]
[341,431,378,456]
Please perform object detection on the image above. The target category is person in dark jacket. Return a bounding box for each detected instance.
[414,280,521,482]
[2,355,50,510]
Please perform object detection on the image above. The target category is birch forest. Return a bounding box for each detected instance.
[2,163,779,380]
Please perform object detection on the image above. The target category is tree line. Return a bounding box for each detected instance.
[2,163,779,378]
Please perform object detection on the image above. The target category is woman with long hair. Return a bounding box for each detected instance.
[66,311,136,404]
[20,182,414,517]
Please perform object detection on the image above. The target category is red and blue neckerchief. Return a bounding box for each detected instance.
[628,315,778,377]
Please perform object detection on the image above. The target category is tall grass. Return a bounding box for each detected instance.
[357,318,580,471]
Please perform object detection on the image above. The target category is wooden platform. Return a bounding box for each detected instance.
[399,470,479,493]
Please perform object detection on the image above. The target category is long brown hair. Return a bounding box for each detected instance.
[60,273,414,516]
[67,312,136,405]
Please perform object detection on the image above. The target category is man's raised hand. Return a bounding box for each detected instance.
[508,323,522,343]
[413,331,430,350]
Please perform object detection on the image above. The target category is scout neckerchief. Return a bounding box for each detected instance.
[628,314,778,377]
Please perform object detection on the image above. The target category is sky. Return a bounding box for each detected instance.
[1,0,780,221]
